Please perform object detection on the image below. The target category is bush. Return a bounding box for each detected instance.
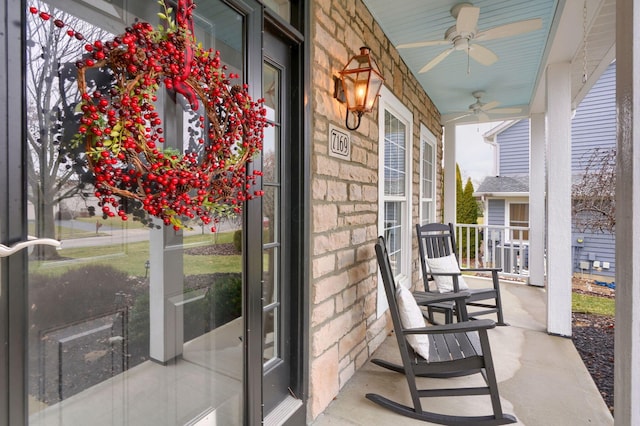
[128,292,150,362]
[206,274,242,328]
[233,229,242,252]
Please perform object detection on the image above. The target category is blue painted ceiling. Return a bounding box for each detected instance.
[362,0,559,123]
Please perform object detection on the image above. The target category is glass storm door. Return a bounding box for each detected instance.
[0,1,262,424]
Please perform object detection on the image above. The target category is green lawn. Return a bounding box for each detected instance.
[33,231,241,277]
[572,292,615,316]
[75,216,149,230]
[29,222,108,240]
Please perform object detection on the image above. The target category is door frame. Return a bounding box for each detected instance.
[1,0,30,424]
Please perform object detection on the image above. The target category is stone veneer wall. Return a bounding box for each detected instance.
[308,0,442,421]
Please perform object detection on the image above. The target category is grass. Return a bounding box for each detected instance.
[32,231,241,277]
[572,292,615,316]
[28,222,108,240]
[75,216,149,230]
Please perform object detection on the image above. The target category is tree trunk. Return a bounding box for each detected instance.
[32,197,60,260]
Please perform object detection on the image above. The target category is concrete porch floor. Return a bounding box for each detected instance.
[311,278,614,425]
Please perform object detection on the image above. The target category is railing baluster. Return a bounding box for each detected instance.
[453,222,530,281]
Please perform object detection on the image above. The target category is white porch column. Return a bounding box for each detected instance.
[147,92,186,363]
[615,0,640,423]
[529,113,546,287]
[149,226,185,363]
[545,62,572,336]
[443,123,456,224]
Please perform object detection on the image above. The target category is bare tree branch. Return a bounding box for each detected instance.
[572,147,616,233]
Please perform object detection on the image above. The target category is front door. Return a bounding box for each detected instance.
[0,1,269,425]
[262,10,305,416]
[261,26,292,413]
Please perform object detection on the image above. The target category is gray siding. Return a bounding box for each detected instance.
[487,199,505,226]
[497,119,530,176]
[571,62,617,171]
[572,227,615,278]
[495,63,616,176]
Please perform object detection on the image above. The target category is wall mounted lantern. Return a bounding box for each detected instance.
[334,46,385,130]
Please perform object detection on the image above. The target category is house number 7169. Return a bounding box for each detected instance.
[329,124,351,160]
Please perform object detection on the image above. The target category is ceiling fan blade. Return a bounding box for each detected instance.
[445,112,473,123]
[419,48,453,73]
[488,107,523,114]
[468,43,498,66]
[397,39,450,49]
[480,100,500,111]
[476,18,543,41]
[477,111,490,122]
[455,5,480,34]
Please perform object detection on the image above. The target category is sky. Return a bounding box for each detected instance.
[454,122,501,188]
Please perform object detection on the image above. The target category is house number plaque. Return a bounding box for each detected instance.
[329,124,351,160]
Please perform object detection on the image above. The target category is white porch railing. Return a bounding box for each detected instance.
[453,223,531,283]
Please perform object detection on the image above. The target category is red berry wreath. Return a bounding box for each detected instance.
[30,0,267,231]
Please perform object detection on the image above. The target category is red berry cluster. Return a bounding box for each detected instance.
[30,1,267,232]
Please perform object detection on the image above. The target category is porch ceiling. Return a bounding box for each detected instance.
[362,0,616,125]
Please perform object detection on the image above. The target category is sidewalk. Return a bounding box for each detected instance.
[311,279,613,425]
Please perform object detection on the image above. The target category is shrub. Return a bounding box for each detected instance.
[127,292,150,362]
[233,229,242,252]
[206,273,242,328]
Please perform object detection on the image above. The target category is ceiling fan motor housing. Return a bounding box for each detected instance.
[445,26,475,50]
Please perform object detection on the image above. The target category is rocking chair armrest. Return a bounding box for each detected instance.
[413,290,470,305]
[402,318,496,335]
[429,271,463,277]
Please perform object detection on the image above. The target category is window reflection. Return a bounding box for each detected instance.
[26,1,247,424]
[263,0,291,22]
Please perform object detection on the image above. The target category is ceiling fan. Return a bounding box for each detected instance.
[446,91,522,122]
[397,2,542,73]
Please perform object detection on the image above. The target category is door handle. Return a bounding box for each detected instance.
[0,236,61,258]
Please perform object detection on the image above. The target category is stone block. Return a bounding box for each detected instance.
[309,345,339,419]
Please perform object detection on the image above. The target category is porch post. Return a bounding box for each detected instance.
[529,113,545,287]
[148,92,185,363]
[149,226,185,363]
[615,0,640,422]
[545,62,572,336]
[443,123,456,224]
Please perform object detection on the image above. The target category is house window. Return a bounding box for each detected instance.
[508,202,529,240]
[419,124,436,225]
[378,87,412,296]
[263,0,291,22]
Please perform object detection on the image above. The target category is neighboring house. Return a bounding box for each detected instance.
[476,62,616,279]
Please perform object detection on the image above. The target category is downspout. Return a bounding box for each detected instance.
[483,129,499,177]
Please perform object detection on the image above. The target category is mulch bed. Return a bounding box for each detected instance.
[184,242,239,256]
[571,277,615,415]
